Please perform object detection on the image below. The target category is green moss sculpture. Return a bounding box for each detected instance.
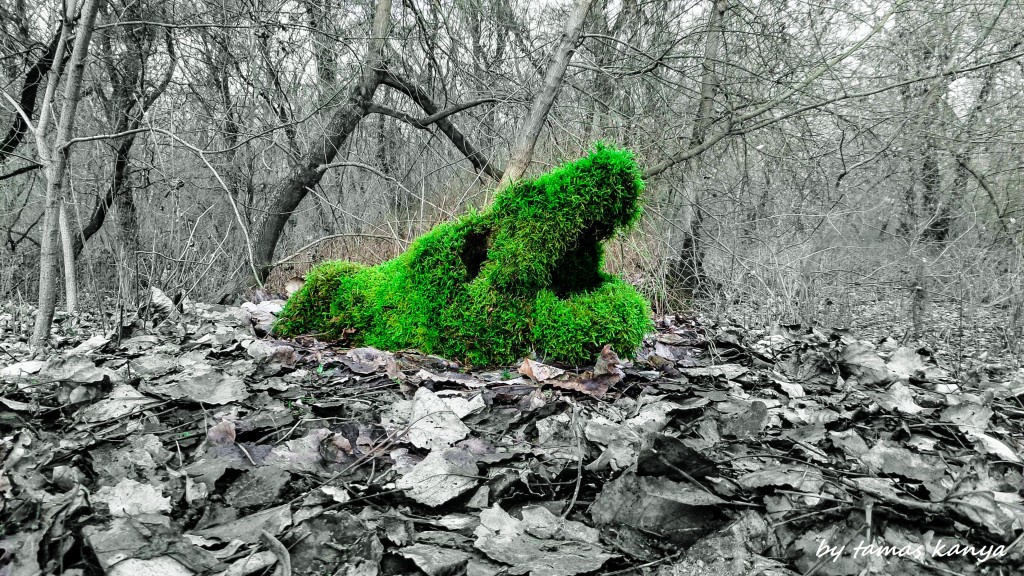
[274,144,653,365]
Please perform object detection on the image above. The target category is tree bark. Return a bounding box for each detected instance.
[498,0,595,188]
[71,136,130,258]
[114,170,141,302]
[0,27,63,163]
[919,134,948,243]
[59,200,78,312]
[31,0,101,347]
[663,0,727,293]
[244,0,392,288]
[936,45,1008,243]
[102,24,173,302]
[586,0,635,141]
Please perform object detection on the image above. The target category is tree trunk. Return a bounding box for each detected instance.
[114,176,142,304]
[244,0,392,289]
[663,0,727,293]
[71,136,132,258]
[305,0,337,88]
[71,16,174,261]
[31,0,100,347]
[919,134,948,243]
[586,0,635,142]
[59,199,78,312]
[498,0,595,188]
[937,48,1007,244]
[0,27,63,163]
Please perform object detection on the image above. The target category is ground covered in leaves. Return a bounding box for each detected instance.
[1,298,1022,576]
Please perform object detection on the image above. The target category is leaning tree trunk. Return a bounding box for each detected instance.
[71,136,131,258]
[0,28,63,163]
[498,0,595,188]
[31,0,100,348]
[243,0,392,290]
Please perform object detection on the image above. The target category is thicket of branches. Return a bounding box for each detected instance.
[2,0,1023,347]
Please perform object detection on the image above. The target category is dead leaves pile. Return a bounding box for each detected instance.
[0,305,1022,576]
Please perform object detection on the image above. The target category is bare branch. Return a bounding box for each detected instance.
[0,162,42,181]
[380,70,503,181]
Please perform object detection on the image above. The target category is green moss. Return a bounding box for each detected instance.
[275,144,653,365]
[274,260,365,337]
[533,276,653,364]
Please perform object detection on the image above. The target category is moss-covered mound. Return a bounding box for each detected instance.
[274,144,653,365]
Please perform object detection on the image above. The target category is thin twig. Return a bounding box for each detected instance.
[260,530,292,576]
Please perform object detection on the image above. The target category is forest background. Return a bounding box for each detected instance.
[2,0,1023,354]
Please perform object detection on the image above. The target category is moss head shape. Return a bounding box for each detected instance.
[274,143,653,365]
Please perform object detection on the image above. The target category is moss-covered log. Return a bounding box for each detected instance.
[275,144,653,365]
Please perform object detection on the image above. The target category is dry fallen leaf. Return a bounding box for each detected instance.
[5,292,1021,576]
[284,276,305,296]
[594,344,623,377]
[721,400,769,438]
[208,419,237,445]
[518,357,565,382]
[574,345,625,398]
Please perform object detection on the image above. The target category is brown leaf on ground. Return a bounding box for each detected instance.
[208,419,237,445]
[518,357,565,382]
[4,299,1022,576]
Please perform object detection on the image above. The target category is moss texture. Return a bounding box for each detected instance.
[275,144,654,365]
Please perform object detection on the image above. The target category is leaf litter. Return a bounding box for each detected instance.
[0,301,1022,575]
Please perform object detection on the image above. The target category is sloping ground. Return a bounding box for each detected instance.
[0,300,1022,576]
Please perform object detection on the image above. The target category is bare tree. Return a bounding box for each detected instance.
[75,0,176,303]
[0,25,63,165]
[31,0,101,347]
[1,0,1021,342]
[499,0,595,187]
[246,0,394,288]
[659,0,727,292]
